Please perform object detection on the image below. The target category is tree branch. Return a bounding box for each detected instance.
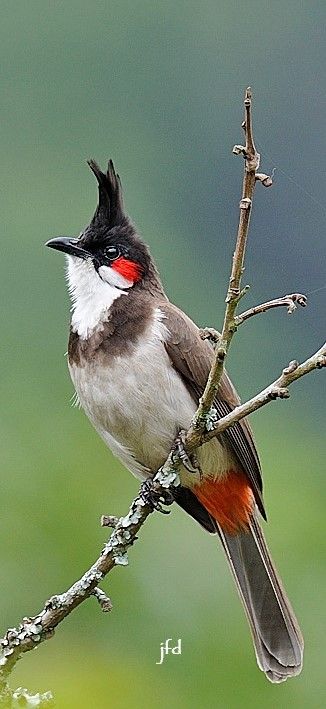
[0,88,324,706]
[235,292,307,325]
[200,343,326,443]
[187,87,268,445]
[199,292,307,346]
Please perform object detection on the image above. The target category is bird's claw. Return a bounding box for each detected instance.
[174,430,202,477]
[139,478,173,514]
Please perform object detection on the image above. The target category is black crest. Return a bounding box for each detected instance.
[87,159,125,229]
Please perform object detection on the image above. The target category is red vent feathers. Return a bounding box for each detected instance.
[194,470,254,534]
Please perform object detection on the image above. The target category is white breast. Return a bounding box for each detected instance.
[69,310,232,485]
[66,255,133,340]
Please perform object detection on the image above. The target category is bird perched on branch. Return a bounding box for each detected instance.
[46,159,303,683]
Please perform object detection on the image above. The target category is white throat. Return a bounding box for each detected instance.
[66,257,133,339]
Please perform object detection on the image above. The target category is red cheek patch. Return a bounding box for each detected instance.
[111,257,143,283]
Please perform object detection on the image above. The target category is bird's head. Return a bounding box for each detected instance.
[46,159,158,293]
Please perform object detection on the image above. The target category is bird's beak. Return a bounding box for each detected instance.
[45,236,91,260]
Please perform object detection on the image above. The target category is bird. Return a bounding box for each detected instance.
[46,158,303,683]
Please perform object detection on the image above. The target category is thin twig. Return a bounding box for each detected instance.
[91,587,113,613]
[200,344,326,443]
[199,292,307,343]
[235,292,307,325]
[187,86,267,447]
[100,515,119,528]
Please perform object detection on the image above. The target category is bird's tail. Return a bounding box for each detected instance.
[216,514,304,682]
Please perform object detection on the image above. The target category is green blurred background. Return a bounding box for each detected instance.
[0,1,325,707]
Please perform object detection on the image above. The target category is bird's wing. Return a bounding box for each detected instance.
[159,301,265,518]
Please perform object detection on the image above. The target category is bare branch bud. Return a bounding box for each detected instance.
[255,172,273,187]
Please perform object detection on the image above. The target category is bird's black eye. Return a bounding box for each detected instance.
[104,245,120,261]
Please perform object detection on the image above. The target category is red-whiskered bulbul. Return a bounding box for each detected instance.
[46,159,303,683]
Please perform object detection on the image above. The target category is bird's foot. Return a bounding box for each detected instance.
[139,478,174,514]
[174,430,202,477]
